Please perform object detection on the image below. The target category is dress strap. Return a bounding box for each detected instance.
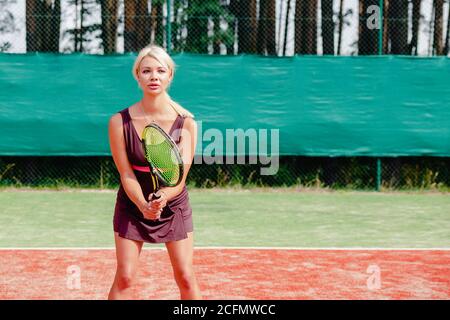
[170,115,186,145]
[118,108,132,128]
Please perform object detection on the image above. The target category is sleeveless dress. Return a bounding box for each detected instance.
[113,108,193,243]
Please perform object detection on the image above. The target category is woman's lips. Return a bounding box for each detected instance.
[148,84,160,89]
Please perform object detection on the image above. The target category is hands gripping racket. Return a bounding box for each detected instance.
[142,122,184,201]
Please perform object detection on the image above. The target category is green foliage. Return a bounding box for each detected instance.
[184,0,234,53]
[1,156,449,191]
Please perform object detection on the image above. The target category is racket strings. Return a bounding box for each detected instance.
[143,128,182,186]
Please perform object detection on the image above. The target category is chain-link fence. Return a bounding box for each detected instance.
[0,0,449,56]
[1,1,449,190]
[1,156,449,190]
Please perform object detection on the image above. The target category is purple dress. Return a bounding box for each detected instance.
[113,108,193,243]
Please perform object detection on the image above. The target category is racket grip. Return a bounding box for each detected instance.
[150,193,161,201]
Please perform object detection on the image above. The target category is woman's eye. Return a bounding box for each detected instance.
[158,70,165,73]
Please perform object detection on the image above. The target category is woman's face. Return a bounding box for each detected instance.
[137,56,172,95]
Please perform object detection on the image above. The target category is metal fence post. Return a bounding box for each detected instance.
[376,158,382,191]
[166,0,172,54]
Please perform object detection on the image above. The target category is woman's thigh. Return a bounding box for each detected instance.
[165,232,195,273]
[114,232,144,274]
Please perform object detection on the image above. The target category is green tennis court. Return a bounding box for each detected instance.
[1,189,449,248]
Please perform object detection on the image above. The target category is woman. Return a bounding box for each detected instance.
[108,45,201,300]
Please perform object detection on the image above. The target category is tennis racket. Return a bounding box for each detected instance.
[141,122,184,201]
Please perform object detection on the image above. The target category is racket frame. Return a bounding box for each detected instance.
[141,122,184,188]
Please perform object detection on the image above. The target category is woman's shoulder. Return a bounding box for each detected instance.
[182,115,196,126]
[181,116,197,134]
[109,104,134,126]
[109,113,122,129]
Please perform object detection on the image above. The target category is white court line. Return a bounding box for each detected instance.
[0,247,449,251]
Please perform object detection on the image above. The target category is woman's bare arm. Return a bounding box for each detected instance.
[109,113,159,218]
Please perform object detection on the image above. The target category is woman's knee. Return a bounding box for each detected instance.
[116,269,136,290]
[175,268,196,290]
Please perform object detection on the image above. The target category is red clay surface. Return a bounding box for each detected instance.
[0,249,448,300]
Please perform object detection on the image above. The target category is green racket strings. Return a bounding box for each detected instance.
[143,127,181,186]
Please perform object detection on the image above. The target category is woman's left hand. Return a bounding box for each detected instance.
[148,191,167,210]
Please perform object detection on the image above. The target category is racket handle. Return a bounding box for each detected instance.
[150,193,161,201]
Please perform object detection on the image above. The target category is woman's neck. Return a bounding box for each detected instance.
[141,93,171,116]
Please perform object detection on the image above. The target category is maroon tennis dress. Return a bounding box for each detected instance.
[113,108,193,243]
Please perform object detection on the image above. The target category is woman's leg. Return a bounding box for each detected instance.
[108,232,144,300]
[165,232,202,300]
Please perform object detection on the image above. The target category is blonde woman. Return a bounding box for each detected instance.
[108,45,201,300]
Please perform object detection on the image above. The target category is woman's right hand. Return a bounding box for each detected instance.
[138,201,162,220]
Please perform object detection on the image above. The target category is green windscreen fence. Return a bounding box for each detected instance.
[0,53,449,157]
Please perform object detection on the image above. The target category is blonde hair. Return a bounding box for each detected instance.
[132,45,194,118]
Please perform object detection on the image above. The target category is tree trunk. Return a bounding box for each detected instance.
[321,0,334,55]
[387,0,409,54]
[409,0,421,55]
[267,0,276,55]
[277,0,284,54]
[358,0,379,55]
[136,0,151,50]
[228,0,257,54]
[151,1,164,47]
[79,0,84,52]
[101,0,118,54]
[171,0,183,52]
[26,0,39,52]
[337,0,344,55]
[236,0,257,54]
[125,0,151,52]
[284,0,292,55]
[74,0,79,52]
[382,0,388,53]
[26,0,60,52]
[228,0,239,54]
[124,0,136,52]
[295,0,318,55]
[74,0,84,52]
[257,0,276,55]
[427,2,435,55]
[45,0,61,52]
[433,0,444,55]
[214,15,221,54]
[445,2,450,55]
